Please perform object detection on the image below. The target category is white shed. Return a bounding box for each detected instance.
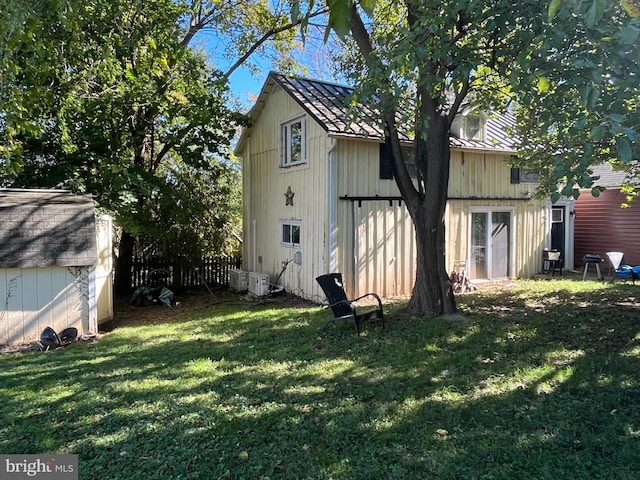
[0,189,111,345]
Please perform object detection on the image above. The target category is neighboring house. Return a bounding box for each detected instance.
[235,72,573,301]
[0,189,113,345]
[574,163,640,267]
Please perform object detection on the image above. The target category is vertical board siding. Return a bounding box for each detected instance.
[445,199,547,280]
[96,215,113,324]
[242,87,328,301]
[449,152,526,198]
[2,269,24,345]
[350,201,416,299]
[338,148,547,298]
[0,266,89,345]
[574,188,640,266]
[239,85,549,302]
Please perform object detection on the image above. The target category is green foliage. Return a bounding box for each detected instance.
[1,0,246,253]
[512,0,640,200]
[2,280,640,478]
[1,0,318,260]
[326,0,638,202]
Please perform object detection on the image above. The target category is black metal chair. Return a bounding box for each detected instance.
[543,249,562,276]
[315,273,384,335]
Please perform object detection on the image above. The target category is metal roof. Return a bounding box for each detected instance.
[236,71,517,154]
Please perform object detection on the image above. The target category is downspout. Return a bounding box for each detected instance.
[252,219,257,273]
[327,137,338,273]
[244,137,256,273]
[351,201,357,296]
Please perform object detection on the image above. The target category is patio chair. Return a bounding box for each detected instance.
[315,273,384,335]
[606,251,637,284]
[543,249,562,276]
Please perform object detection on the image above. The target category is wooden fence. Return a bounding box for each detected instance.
[131,255,242,291]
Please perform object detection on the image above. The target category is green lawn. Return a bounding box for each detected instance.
[2,279,640,479]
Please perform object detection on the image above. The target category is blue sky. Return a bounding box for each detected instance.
[228,66,264,108]
[200,25,339,111]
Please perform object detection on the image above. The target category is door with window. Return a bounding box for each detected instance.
[470,210,512,279]
[550,207,565,258]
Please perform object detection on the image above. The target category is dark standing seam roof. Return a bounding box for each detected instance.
[235,71,516,153]
[273,74,412,141]
[0,190,98,268]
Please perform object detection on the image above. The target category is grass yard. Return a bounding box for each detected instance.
[1,279,640,479]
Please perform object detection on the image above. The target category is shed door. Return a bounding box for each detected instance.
[351,201,415,298]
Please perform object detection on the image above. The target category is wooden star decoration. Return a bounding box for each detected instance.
[285,186,295,206]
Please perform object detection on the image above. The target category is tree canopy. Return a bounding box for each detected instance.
[311,0,639,314]
[512,0,640,202]
[1,0,325,291]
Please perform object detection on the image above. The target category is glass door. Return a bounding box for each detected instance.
[470,211,512,279]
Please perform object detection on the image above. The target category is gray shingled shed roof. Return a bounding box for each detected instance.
[236,71,516,154]
[0,190,98,268]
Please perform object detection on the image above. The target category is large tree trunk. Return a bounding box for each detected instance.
[406,115,457,315]
[408,199,457,315]
[347,3,456,315]
[114,230,135,295]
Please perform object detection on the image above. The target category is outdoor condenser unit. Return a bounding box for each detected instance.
[229,269,248,292]
[248,272,270,296]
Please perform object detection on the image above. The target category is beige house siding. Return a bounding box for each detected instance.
[448,151,540,198]
[238,74,555,303]
[96,215,114,325]
[446,151,548,280]
[242,87,330,301]
[336,148,548,298]
[334,139,415,298]
[445,199,547,280]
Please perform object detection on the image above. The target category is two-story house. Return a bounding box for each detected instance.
[235,72,574,301]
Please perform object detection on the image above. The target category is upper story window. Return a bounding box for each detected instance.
[281,116,307,167]
[510,166,540,184]
[452,113,486,141]
[465,115,482,140]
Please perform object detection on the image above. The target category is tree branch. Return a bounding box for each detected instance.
[219,8,328,81]
[348,2,420,208]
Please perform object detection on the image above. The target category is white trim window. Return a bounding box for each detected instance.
[280,116,306,167]
[281,220,301,247]
[452,113,486,141]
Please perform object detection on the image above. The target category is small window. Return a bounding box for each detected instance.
[510,166,540,184]
[466,115,482,140]
[281,116,306,167]
[281,220,301,247]
[552,209,563,223]
[379,141,417,179]
[520,167,540,183]
[452,113,485,141]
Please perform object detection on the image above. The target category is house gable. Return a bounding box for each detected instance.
[0,190,98,268]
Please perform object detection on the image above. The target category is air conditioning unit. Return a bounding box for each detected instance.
[229,269,248,292]
[248,272,270,296]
